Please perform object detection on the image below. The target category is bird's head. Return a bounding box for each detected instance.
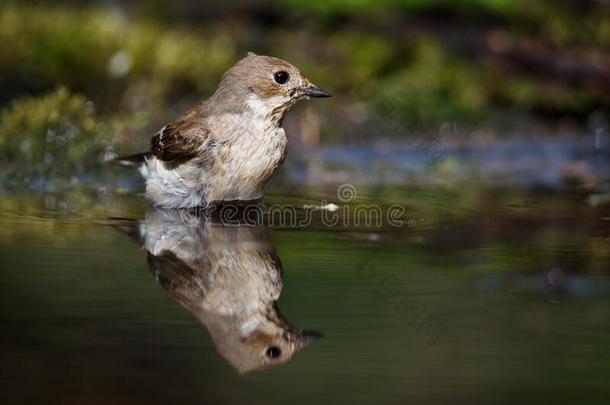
[212,302,322,374]
[215,52,331,123]
[225,323,323,374]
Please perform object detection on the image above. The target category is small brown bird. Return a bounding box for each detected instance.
[110,208,322,373]
[118,53,330,208]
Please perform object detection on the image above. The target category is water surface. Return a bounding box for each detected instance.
[1,186,609,404]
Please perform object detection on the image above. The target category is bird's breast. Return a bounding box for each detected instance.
[205,122,287,201]
[226,126,287,180]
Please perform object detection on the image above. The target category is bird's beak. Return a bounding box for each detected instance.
[297,329,324,343]
[302,86,331,98]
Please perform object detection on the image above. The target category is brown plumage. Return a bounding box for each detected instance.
[121,53,330,208]
[150,109,207,167]
[111,208,322,373]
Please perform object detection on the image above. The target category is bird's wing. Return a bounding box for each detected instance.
[151,107,209,168]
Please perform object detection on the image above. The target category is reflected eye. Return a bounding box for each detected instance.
[274,71,289,85]
[265,346,282,358]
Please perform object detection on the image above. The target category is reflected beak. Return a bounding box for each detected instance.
[302,86,332,98]
[297,329,324,343]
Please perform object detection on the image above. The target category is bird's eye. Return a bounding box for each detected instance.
[274,71,289,85]
[265,346,282,359]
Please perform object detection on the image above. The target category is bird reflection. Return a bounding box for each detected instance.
[112,208,321,373]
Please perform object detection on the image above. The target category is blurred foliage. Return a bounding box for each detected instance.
[2,1,608,123]
[0,1,609,183]
[376,40,487,124]
[0,86,151,192]
[0,4,237,115]
[284,0,610,48]
[0,87,109,177]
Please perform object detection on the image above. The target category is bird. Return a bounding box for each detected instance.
[117,52,331,208]
[108,208,322,373]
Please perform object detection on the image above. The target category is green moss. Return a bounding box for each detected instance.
[0,5,237,116]
[0,1,608,167]
[370,40,488,125]
[0,87,109,175]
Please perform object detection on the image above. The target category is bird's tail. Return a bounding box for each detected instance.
[112,152,151,167]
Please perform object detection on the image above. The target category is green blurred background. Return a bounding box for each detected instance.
[0,0,609,189]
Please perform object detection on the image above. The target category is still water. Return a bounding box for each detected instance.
[1,186,609,404]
